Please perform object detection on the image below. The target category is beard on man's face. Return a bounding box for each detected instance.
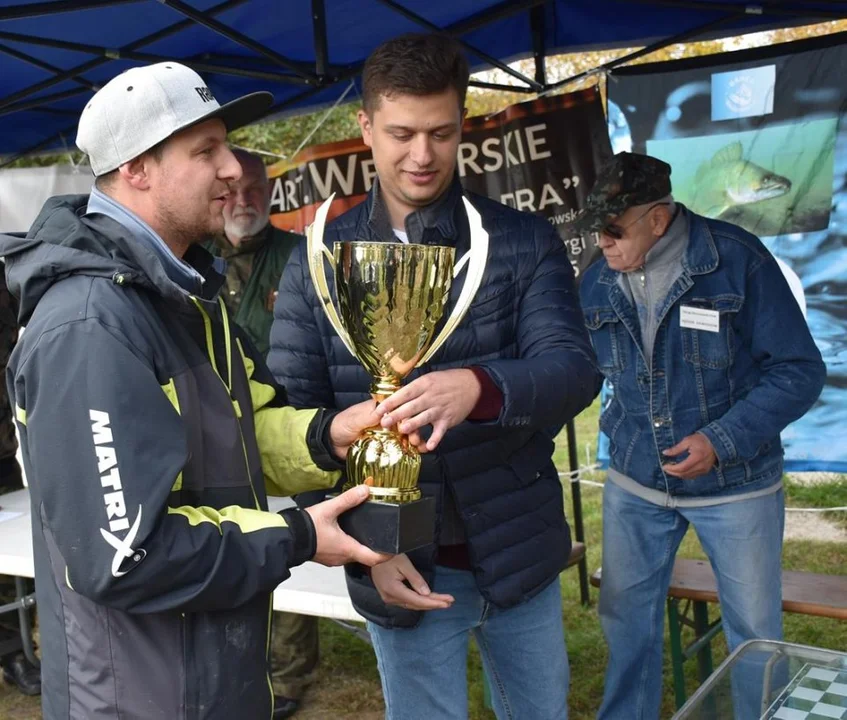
[156,201,224,251]
[224,207,269,240]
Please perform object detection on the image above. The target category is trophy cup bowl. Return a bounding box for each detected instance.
[307,195,488,553]
[337,241,454,501]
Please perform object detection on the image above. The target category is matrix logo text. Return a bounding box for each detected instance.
[90,410,143,577]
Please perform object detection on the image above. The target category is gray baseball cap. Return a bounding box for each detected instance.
[77,62,273,176]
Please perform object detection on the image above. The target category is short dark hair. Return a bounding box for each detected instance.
[362,33,469,114]
[93,139,166,190]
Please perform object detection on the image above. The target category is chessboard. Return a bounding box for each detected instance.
[763,663,847,719]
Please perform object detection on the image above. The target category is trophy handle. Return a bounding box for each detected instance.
[419,196,489,366]
[306,194,357,358]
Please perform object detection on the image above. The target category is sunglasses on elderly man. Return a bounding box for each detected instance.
[601,202,670,240]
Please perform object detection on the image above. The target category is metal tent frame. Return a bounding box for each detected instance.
[2,0,846,162]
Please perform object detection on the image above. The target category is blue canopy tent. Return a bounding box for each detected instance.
[0,0,844,609]
[0,0,846,163]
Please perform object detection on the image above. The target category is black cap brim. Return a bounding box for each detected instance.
[570,193,635,234]
[213,91,274,131]
[187,91,274,135]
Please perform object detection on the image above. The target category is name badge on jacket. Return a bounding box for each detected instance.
[680,305,720,333]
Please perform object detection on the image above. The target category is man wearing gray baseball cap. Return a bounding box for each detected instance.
[0,62,391,720]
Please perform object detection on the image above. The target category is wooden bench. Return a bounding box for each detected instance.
[590,558,847,709]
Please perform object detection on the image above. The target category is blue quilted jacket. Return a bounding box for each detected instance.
[268,179,601,627]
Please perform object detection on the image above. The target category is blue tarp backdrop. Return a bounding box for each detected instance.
[1,0,846,158]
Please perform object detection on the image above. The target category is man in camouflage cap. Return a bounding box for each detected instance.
[573,153,676,277]
[578,151,825,718]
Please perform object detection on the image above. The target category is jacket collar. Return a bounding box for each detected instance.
[683,209,720,275]
[86,186,207,294]
[82,194,225,304]
[596,204,718,286]
[354,173,465,245]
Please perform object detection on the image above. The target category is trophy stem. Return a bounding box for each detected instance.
[346,418,423,504]
[370,375,402,403]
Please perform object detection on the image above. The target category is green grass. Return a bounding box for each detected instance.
[784,476,847,530]
[2,399,845,719]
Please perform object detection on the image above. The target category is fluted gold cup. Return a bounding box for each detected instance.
[334,241,454,502]
[306,194,488,552]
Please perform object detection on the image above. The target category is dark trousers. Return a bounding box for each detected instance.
[270,612,319,699]
[269,488,329,700]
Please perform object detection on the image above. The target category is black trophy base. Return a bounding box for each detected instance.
[338,496,436,554]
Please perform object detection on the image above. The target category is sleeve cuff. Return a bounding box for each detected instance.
[306,407,346,471]
[699,423,736,465]
[279,507,317,567]
[467,366,504,422]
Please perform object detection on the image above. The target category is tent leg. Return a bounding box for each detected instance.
[566,420,590,606]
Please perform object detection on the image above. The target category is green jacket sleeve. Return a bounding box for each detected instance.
[236,336,342,497]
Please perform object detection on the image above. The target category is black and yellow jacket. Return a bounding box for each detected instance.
[1,195,341,720]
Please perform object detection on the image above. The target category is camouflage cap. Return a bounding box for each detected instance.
[571,152,672,233]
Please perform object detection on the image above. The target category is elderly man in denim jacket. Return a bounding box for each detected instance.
[577,152,826,719]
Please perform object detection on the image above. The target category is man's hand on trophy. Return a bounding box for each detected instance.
[370,553,454,611]
[375,369,482,452]
[305,486,393,567]
[328,399,382,459]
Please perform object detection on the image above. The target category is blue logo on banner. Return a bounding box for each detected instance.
[711,65,775,121]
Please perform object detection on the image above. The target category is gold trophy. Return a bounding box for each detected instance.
[307,194,488,553]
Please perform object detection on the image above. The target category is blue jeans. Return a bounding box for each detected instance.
[598,480,784,720]
[367,566,569,720]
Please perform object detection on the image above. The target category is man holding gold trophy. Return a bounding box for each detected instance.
[1,61,393,720]
[269,33,601,720]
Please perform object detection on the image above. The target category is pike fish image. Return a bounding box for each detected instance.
[689,141,791,217]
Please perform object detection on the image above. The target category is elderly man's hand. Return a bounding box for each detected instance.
[374,369,481,452]
[662,432,717,480]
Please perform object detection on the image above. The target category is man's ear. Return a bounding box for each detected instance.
[117,155,152,191]
[358,109,373,149]
[652,205,672,237]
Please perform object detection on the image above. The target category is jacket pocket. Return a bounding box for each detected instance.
[584,307,628,374]
[506,431,555,486]
[680,295,743,370]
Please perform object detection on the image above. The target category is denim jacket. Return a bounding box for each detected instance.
[580,208,826,498]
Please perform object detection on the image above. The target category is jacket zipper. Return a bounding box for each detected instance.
[190,296,273,716]
[190,296,260,510]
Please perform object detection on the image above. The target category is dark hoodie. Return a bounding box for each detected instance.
[1,195,341,720]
